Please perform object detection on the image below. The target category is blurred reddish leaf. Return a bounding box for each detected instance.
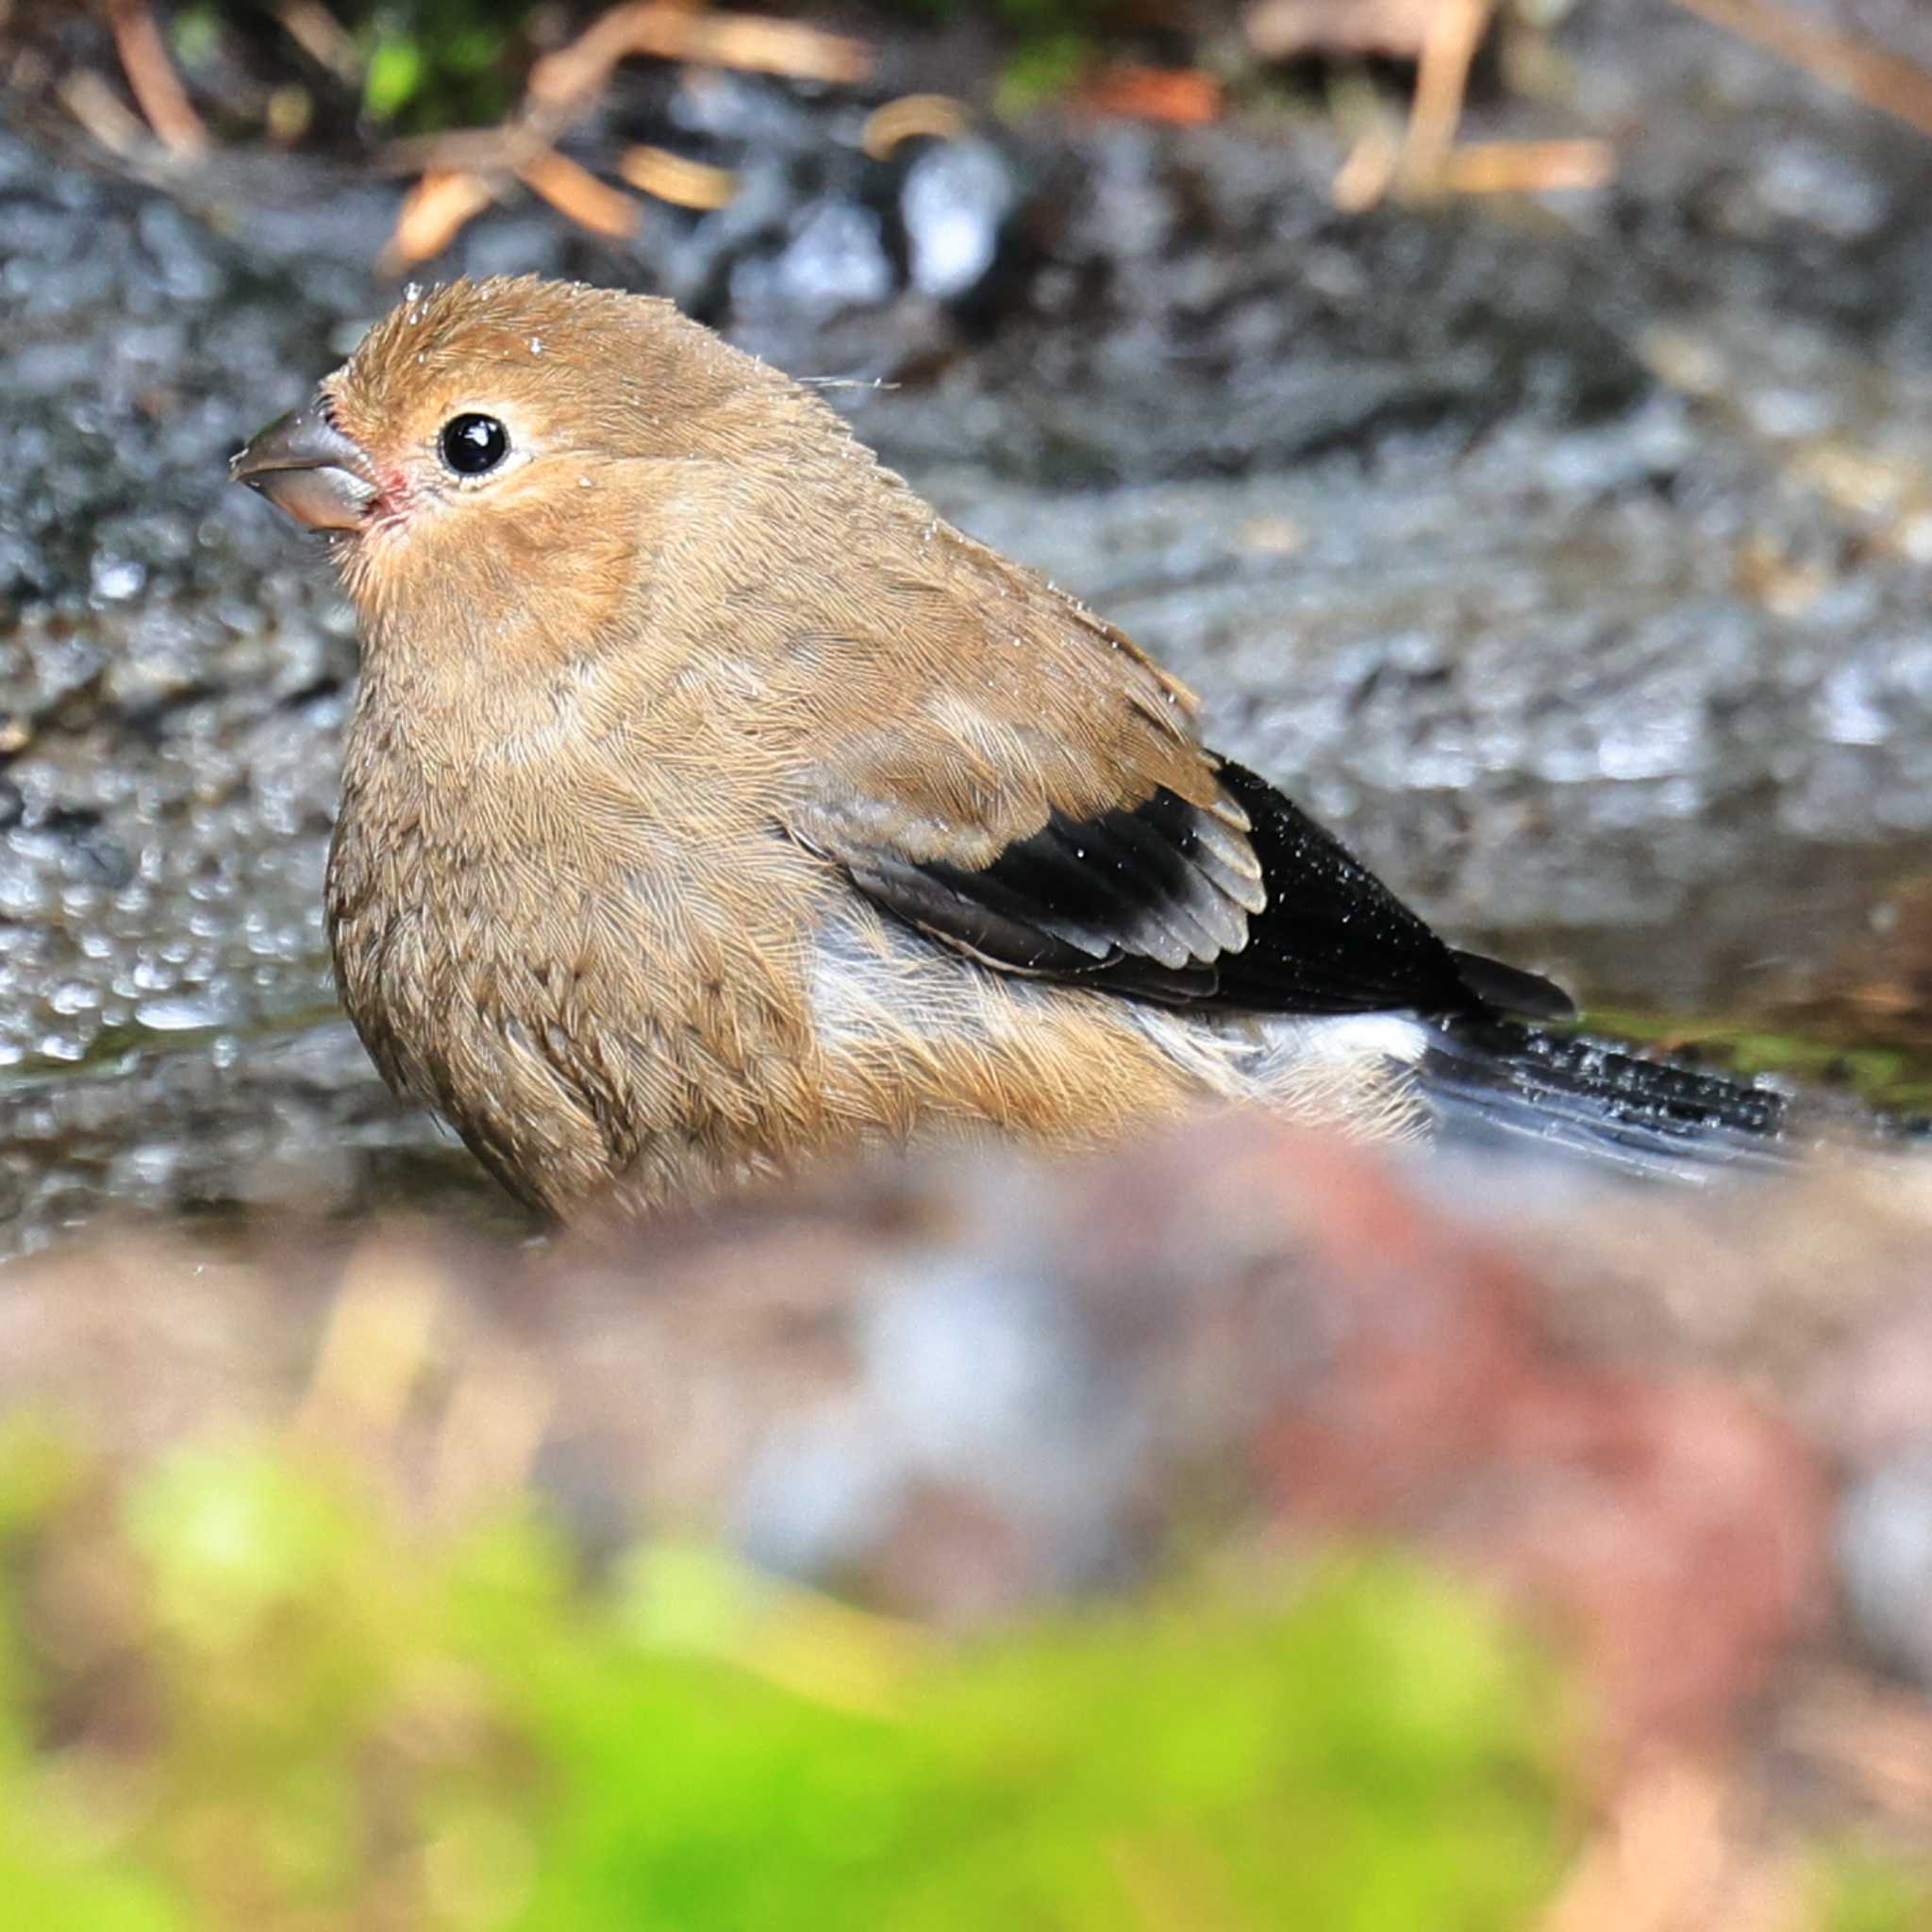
[1076,66,1224,127]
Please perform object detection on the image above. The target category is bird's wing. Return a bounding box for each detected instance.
[779,546,1570,1021]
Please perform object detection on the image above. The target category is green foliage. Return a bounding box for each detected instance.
[1821,1849,1932,1932]
[2,1424,1924,1929]
[993,32,1092,116]
[163,2,525,130]
[357,2,525,129]
[0,1427,1579,1929]
[168,2,224,75]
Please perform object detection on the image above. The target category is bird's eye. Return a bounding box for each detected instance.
[439,412,509,476]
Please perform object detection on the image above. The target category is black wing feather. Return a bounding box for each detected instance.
[834,756,1572,1023]
[1206,761,1574,1020]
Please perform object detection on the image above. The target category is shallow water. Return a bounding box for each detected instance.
[7,0,1932,1245]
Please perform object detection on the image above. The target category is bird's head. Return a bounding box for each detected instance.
[228,275,794,677]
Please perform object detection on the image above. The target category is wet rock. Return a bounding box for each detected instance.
[901,138,1017,304]
[758,199,895,317]
[1754,139,1893,242]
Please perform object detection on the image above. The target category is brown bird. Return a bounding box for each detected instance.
[230,275,1781,1216]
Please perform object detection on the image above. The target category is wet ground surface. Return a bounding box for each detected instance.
[7,0,1932,1246]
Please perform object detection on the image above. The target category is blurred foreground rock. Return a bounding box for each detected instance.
[11,1113,1932,1806]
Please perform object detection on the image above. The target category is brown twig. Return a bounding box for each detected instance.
[1433,138,1616,195]
[525,3,870,116]
[1669,0,1932,141]
[105,0,208,158]
[1331,0,1614,209]
[378,125,557,177]
[860,94,969,160]
[1338,126,1614,210]
[516,147,641,240]
[1401,0,1492,185]
[275,0,361,84]
[617,143,738,210]
[1330,0,1493,209]
[57,66,150,158]
[1245,0,1449,65]
[379,169,498,275]
[1332,124,1403,212]
[375,2,871,267]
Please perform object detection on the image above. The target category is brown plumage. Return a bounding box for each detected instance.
[229,275,1643,1217]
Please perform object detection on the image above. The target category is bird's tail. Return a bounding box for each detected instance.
[1415,1018,1791,1182]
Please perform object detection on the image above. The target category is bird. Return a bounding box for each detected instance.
[229,274,1784,1218]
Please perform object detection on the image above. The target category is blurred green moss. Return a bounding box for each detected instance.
[0,1421,1924,1927]
[356,2,524,128]
[0,1424,1581,1928]
[1824,1851,1932,1932]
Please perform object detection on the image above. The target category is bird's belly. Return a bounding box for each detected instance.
[803,901,1434,1152]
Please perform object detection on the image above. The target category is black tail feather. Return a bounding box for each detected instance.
[1446,949,1576,1024]
[1418,1019,1790,1182]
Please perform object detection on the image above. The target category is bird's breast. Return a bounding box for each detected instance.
[324,734,845,1213]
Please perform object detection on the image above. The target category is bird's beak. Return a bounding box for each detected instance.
[229,396,378,533]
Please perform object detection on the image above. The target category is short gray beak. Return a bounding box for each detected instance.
[229,396,377,533]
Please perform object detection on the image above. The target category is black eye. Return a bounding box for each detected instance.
[440,412,509,476]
